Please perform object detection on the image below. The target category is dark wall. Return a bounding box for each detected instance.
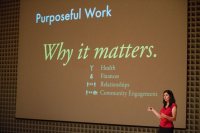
[0,0,199,132]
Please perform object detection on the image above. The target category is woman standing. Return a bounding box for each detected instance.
[147,90,177,133]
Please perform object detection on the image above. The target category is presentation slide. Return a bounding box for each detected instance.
[16,0,187,128]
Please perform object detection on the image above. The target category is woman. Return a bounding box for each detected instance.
[147,90,177,133]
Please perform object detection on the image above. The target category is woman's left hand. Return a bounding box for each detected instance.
[160,113,167,118]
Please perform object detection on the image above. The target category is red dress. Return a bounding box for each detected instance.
[159,103,176,128]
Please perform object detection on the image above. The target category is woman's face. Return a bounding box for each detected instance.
[163,92,170,102]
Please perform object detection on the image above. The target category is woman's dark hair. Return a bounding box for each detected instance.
[163,90,176,108]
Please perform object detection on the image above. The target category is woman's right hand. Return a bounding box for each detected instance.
[147,107,154,111]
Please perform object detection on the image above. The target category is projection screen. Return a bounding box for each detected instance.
[16,0,187,128]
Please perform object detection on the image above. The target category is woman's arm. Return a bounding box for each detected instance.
[160,106,177,121]
[147,107,161,119]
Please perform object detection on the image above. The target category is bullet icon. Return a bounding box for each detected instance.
[86,82,96,87]
[86,90,98,95]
